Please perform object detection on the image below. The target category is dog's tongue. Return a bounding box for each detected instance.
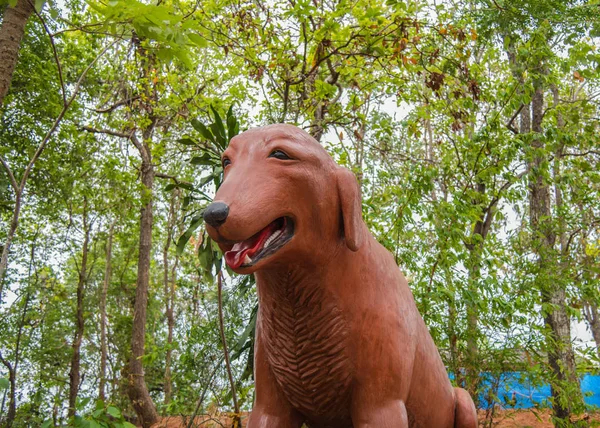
[225,221,279,269]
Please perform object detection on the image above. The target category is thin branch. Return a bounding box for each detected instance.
[183,0,201,19]
[491,0,505,10]
[33,5,66,106]
[0,351,13,372]
[565,228,581,255]
[506,104,524,135]
[0,156,18,192]
[562,150,600,157]
[81,126,133,139]
[19,40,120,193]
[82,125,147,161]
[485,169,528,214]
[51,21,126,37]
[154,173,193,187]
[217,271,240,424]
[93,96,140,113]
[186,358,224,428]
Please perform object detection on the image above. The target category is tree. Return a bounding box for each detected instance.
[0,0,35,106]
[0,0,599,426]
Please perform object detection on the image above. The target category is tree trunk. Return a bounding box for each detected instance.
[127,151,159,427]
[68,201,91,418]
[446,270,463,388]
[0,0,34,107]
[164,268,176,407]
[0,355,16,428]
[528,84,583,424]
[463,179,498,403]
[580,207,600,359]
[99,219,116,402]
[465,242,482,403]
[583,303,600,359]
[0,191,21,299]
[0,235,36,427]
[162,192,177,407]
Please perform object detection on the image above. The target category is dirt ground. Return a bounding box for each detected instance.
[477,409,600,427]
[151,410,600,427]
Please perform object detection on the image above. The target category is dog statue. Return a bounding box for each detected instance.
[203,124,477,428]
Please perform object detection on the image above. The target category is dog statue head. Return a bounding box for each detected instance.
[204,124,365,274]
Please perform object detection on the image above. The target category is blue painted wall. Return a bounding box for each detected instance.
[476,373,600,409]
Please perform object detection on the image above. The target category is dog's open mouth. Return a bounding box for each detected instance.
[224,217,294,269]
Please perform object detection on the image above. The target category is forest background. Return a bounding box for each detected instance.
[0,0,599,427]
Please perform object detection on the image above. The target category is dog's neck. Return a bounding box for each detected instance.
[254,248,347,299]
[256,263,322,294]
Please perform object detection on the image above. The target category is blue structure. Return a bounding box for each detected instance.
[476,373,600,409]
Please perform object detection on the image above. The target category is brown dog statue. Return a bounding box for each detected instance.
[203,124,477,428]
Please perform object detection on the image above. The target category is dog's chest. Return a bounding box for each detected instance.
[260,279,353,423]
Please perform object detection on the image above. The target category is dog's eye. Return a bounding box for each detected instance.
[269,150,292,160]
[222,158,231,168]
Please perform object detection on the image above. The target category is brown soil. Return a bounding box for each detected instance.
[151,412,249,428]
[477,409,600,427]
[151,410,600,427]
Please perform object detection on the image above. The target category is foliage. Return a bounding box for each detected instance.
[0,0,599,427]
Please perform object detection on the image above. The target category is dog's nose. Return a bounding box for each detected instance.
[203,202,229,228]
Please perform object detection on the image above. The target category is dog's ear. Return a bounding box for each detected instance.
[336,167,364,251]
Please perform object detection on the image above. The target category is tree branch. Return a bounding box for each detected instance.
[217,271,240,424]
[0,155,18,192]
[0,351,13,372]
[82,125,147,161]
[562,150,600,157]
[33,5,66,106]
[93,96,140,114]
[19,39,120,193]
[506,104,524,135]
[81,126,133,139]
[154,173,192,187]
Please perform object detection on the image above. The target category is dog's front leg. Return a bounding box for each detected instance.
[247,408,303,428]
[350,399,409,428]
[247,330,304,428]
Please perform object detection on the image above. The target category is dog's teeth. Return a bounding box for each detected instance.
[266,230,282,247]
[244,255,252,265]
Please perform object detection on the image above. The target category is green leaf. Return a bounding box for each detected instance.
[107,406,122,418]
[191,153,218,166]
[8,0,18,7]
[77,396,91,410]
[178,182,195,191]
[35,0,45,12]
[232,307,257,360]
[41,421,53,428]
[177,137,197,146]
[198,239,214,272]
[226,106,239,141]
[176,215,204,255]
[188,33,207,47]
[198,174,215,187]
[210,122,226,149]
[214,253,222,273]
[191,119,215,143]
[210,105,227,149]
[0,377,8,390]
